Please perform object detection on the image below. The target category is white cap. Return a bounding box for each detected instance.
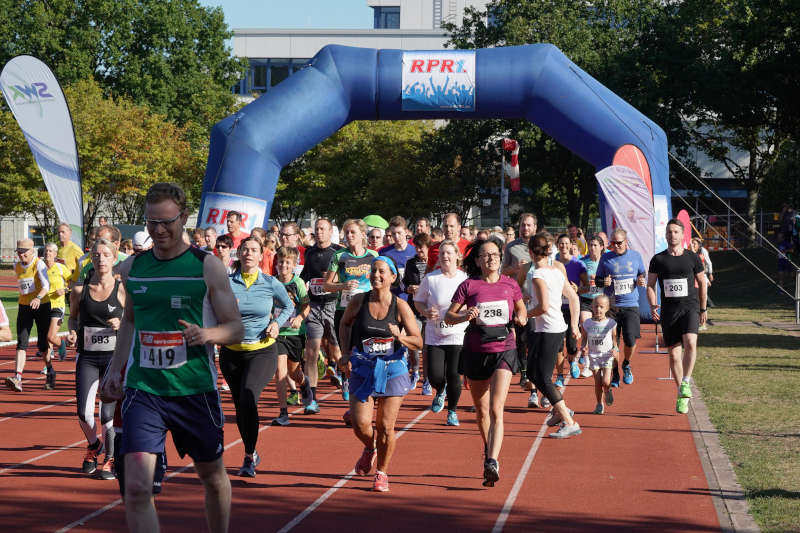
[133,231,152,250]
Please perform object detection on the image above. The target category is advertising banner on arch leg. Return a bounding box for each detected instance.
[198,192,267,236]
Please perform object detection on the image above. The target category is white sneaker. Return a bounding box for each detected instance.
[541,396,551,408]
[581,367,593,378]
[40,365,48,375]
[527,392,539,408]
[549,422,582,439]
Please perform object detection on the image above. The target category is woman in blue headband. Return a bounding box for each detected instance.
[338,255,422,492]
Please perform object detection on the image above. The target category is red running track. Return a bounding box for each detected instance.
[0,333,721,532]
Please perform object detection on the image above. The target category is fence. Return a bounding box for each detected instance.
[691,211,784,250]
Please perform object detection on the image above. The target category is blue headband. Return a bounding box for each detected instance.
[372,255,397,275]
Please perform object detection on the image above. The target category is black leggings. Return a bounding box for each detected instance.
[220,344,278,455]
[560,306,578,356]
[76,351,116,455]
[425,345,462,411]
[526,330,566,405]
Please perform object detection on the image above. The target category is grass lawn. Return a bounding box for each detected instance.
[696,249,800,532]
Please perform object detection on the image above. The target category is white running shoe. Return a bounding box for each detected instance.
[581,367,593,378]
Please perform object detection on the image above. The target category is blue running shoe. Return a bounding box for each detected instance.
[554,375,565,388]
[409,371,420,390]
[570,361,580,379]
[578,355,585,365]
[446,410,459,426]
[431,391,445,413]
[304,400,320,414]
[611,366,620,388]
[421,379,433,396]
[341,379,350,401]
[623,364,634,385]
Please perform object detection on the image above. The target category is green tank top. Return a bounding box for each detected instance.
[125,247,217,396]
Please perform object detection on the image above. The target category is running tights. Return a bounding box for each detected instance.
[425,345,462,410]
[75,352,116,456]
[219,344,278,454]
[526,331,565,405]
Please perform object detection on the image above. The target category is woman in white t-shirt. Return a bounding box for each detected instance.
[414,240,468,426]
[524,232,582,439]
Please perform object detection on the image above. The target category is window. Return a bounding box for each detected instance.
[270,59,289,87]
[373,6,400,29]
[252,64,267,90]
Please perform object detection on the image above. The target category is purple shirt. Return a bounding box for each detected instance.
[452,275,522,353]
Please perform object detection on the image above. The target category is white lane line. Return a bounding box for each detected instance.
[277,407,431,533]
[55,392,338,532]
[0,398,76,423]
[0,438,87,475]
[492,376,573,532]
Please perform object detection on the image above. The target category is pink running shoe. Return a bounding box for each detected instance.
[355,446,377,476]
[373,471,389,492]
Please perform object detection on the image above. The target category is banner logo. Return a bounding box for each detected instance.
[200,192,268,236]
[401,51,475,112]
[4,82,55,103]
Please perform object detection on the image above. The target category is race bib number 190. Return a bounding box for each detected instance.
[139,331,187,370]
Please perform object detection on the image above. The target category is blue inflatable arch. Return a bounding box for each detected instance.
[199,42,670,238]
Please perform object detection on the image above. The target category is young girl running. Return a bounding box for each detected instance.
[581,295,618,414]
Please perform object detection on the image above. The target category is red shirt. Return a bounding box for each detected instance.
[427,238,471,270]
[229,230,250,250]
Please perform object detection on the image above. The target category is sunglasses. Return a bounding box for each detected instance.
[612,241,625,246]
[145,212,182,228]
[16,248,31,254]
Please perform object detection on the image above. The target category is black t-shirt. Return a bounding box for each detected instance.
[300,243,343,303]
[403,256,428,318]
[648,249,704,313]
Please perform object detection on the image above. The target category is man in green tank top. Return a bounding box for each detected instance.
[100,183,243,533]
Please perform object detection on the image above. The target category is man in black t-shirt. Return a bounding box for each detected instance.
[647,218,707,415]
[300,219,344,404]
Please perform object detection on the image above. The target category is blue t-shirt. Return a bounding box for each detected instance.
[379,244,417,301]
[581,255,601,300]
[595,249,646,307]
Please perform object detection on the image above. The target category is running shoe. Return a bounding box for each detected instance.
[519,374,530,389]
[317,353,326,380]
[5,375,22,392]
[304,400,320,414]
[446,410,459,426]
[676,397,689,414]
[82,441,104,474]
[578,356,585,365]
[549,422,582,439]
[44,367,56,390]
[40,364,48,375]
[355,446,377,476]
[679,380,693,399]
[570,361,580,379]
[605,389,614,406]
[483,458,499,487]
[546,408,574,427]
[593,403,605,415]
[328,368,343,389]
[431,391,445,413]
[341,379,350,401]
[300,378,312,405]
[373,471,390,492]
[527,391,539,408]
[541,396,551,409]
[554,375,565,388]
[611,366,620,388]
[271,414,290,426]
[409,371,420,390]
[220,379,230,392]
[622,364,634,385]
[287,390,300,406]
[580,366,593,378]
[421,379,433,396]
[238,451,260,477]
[342,409,352,427]
[97,457,115,480]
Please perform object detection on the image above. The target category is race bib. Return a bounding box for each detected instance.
[18,277,35,295]
[476,300,509,326]
[362,336,394,355]
[663,278,688,298]
[139,331,187,370]
[340,288,363,308]
[84,326,116,351]
[589,334,612,353]
[589,277,603,294]
[434,319,454,331]
[613,278,635,295]
[308,278,329,296]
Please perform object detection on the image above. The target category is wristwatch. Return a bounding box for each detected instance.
[700,308,707,312]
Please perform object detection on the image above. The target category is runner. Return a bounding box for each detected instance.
[414,217,431,236]
[214,234,235,274]
[272,246,311,427]
[300,218,345,413]
[75,225,128,284]
[523,232,582,439]
[595,228,646,387]
[426,213,470,270]
[367,227,384,251]
[568,224,588,256]
[42,243,70,386]
[413,240,468,425]
[99,183,244,533]
[403,232,432,393]
[56,222,83,281]
[0,299,11,342]
[321,219,378,412]
[225,210,250,250]
[67,238,125,478]
[249,227,275,275]
[577,235,605,378]
[446,239,527,487]
[220,236,292,476]
[580,295,618,414]
[554,234,587,384]
[279,221,306,274]
[5,239,51,393]
[647,219,707,414]
[338,256,422,492]
[204,227,217,251]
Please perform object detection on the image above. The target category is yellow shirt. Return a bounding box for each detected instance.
[15,259,48,306]
[57,241,83,282]
[225,271,275,352]
[44,262,70,308]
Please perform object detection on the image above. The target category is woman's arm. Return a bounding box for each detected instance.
[527,277,548,318]
[391,299,423,351]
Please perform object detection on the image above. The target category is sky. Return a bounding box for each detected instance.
[198,0,374,30]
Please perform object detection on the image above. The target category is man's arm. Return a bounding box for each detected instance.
[646,272,660,322]
[99,257,135,401]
